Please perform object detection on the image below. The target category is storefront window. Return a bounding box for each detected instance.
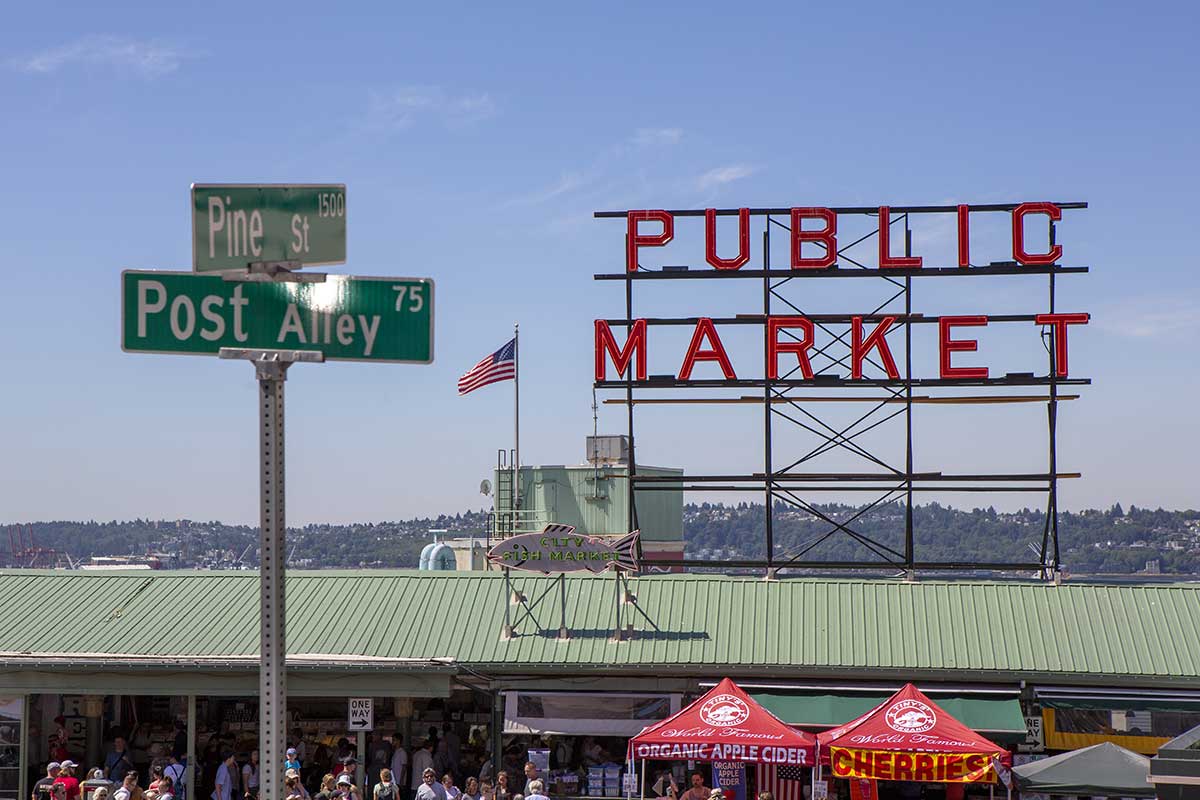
[1052,707,1200,739]
[1051,708,1112,735]
[1147,711,1200,738]
[0,697,23,800]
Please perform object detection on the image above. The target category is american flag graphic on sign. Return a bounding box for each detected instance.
[458,338,516,395]
[755,764,807,800]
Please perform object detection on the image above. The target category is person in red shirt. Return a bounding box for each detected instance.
[48,736,70,764]
[53,761,81,800]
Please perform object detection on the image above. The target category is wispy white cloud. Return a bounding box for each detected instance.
[366,86,496,131]
[12,35,195,76]
[695,164,757,191]
[632,127,683,146]
[1097,298,1200,338]
[504,172,588,208]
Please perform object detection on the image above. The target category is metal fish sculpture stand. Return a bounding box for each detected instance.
[486,524,640,574]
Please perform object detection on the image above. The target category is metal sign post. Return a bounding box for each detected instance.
[125,181,436,800]
[221,347,322,800]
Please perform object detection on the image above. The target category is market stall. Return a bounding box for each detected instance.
[629,678,817,798]
[1012,742,1153,798]
[817,684,1010,800]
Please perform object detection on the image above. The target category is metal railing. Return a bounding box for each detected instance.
[488,508,550,541]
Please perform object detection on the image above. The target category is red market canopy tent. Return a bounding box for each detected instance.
[817,684,1010,784]
[631,678,817,767]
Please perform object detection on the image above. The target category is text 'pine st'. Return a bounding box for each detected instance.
[122,271,433,364]
[191,184,346,272]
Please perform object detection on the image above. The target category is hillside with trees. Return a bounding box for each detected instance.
[7,503,1199,575]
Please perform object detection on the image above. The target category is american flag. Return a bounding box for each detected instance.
[755,764,807,800]
[458,338,516,395]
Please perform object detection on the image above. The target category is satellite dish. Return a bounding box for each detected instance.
[480,479,492,496]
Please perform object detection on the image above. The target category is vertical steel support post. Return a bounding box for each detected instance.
[17,695,28,800]
[904,218,915,575]
[356,731,366,789]
[502,568,514,638]
[1047,222,1061,573]
[1037,219,1061,580]
[513,323,520,520]
[491,692,504,781]
[624,251,639,537]
[187,695,197,800]
[762,221,774,577]
[558,573,569,640]
[258,358,289,800]
[613,570,623,641]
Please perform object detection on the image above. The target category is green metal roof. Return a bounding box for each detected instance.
[1,570,1199,685]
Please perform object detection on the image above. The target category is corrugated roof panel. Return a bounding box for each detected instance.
[1,571,1199,683]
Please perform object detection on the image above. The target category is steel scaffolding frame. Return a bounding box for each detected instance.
[593,203,1089,577]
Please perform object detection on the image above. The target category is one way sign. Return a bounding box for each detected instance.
[348,698,373,731]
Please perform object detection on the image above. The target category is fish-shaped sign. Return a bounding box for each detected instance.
[486,524,640,574]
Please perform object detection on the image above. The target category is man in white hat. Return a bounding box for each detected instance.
[335,774,361,800]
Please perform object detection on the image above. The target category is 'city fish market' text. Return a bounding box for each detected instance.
[495,544,623,563]
[632,743,808,765]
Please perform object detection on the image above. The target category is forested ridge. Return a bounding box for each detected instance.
[9,502,1200,574]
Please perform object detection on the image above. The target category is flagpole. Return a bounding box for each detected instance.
[513,322,520,525]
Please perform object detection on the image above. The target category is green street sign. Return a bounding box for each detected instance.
[122,271,433,363]
[191,184,347,272]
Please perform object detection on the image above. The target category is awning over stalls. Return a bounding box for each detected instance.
[818,683,1010,784]
[504,692,682,736]
[751,690,1026,741]
[0,659,455,696]
[1012,742,1154,797]
[631,678,817,766]
[1036,686,1200,711]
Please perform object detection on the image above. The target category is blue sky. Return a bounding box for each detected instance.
[1,1,1197,525]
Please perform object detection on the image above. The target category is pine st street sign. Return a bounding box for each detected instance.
[192,184,347,272]
[122,270,433,363]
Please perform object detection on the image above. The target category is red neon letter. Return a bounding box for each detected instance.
[1012,202,1063,265]
[851,317,900,379]
[878,206,922,269]
[594,319,647,381]
[679,318,736,380]
[939,316,990,379]
[626,210,673,272]
[705,208,751,270]
[767,316,814,380]
[790,207,837,269]
[957,204,970,268]
[1036,313,1089,376]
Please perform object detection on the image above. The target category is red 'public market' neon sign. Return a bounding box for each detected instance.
[595,203,1089,382]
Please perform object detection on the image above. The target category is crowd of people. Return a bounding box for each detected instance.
[32,725,590,800]
[32,759,179,800]
[33,737,791,800]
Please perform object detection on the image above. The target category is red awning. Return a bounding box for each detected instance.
[630,678,816,766]
[818,684,1010,784]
